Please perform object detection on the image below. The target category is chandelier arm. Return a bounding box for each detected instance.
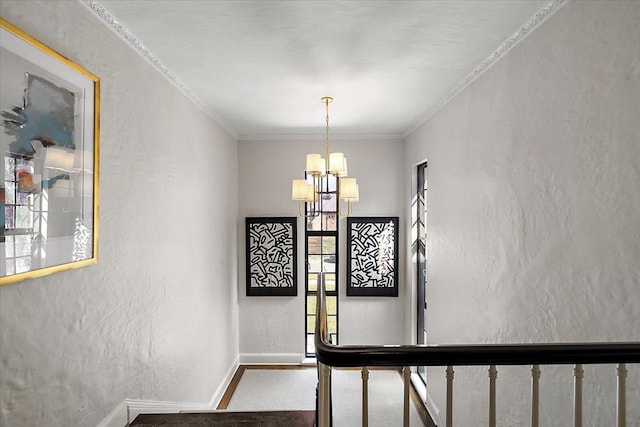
[299,200,321,218]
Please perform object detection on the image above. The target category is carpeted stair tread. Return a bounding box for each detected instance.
[131,410,316,426]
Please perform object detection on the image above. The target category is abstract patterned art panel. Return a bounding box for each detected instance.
[347,217,399,297]
[245,217,297,296]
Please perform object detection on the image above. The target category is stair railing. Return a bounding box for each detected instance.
[314,280,640,427]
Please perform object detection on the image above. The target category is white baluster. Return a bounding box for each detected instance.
[362,366,369,427]
[574,364,584,427]
[403,366,411,427]
[446,366,454,427]
[617,363,627,427]
[531,365,541,427]
[318,363,331,427]
[489,365,497,427]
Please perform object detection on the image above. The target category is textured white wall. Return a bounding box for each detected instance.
[237,138,405,359]
[404,1,640,425]
[0,2,239,426]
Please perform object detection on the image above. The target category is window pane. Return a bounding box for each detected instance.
[308,236,322,254]
[307,295,316,314]
[321,193,336,212]
[323,213,337,231]
[322,236,336,253]
[322,256,336,272]
[326,296,337,316]
[307,315,316,333]
[325,273,336,292]
[306,334,315,354]
[306,215,321,231]
[327,174,337,192]
[308,255,322,273]
[307,273,318,291]
[306,214,337,231]
[328,315,337,336]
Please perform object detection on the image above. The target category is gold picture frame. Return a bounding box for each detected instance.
[0,18,100,285]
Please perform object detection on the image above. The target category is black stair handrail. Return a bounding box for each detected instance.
[314,280,640,368]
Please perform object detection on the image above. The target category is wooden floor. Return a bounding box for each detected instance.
[131,410,316,426]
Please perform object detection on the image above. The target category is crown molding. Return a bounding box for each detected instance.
[79,0,239,139]
[238,133,404,142]
[403,0,568,139]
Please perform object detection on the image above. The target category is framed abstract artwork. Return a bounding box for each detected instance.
[347,217,399,297]
[245,217,297,296]
[0,19,100,285]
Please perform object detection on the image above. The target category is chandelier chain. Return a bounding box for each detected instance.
[325,98,330,164]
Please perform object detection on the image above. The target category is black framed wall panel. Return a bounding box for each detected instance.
[346,217,399,297]
[245,217,297,296]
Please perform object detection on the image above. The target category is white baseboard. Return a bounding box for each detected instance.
[126,399,214,424]
[96,400,127,427]
[239,352,304,364]
[209,355,240,407]
[97,356,240,427]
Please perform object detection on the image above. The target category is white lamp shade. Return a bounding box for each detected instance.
[305,184,316,202]
[340,178,359,201]
[44,146,75,171]
[292,179,308,200]
[329,152,345,175]
[306,154,324,175]
[338,157,348,177]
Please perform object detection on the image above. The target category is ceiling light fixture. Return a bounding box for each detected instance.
[291,97,359,217]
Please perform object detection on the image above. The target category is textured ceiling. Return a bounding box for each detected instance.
[93,0,558,139]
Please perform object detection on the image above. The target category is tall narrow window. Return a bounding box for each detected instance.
[305,174,339,357]
[416,162,428,381]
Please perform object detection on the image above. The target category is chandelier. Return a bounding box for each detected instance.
[291,97,359,217]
